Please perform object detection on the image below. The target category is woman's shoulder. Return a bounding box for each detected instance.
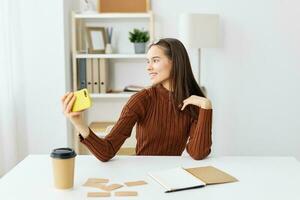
[130,84,170,104]
[130,85,156,99]
[122,86,156,114]
[126,86,155,107]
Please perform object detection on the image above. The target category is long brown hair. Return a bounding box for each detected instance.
[148,38,205,119]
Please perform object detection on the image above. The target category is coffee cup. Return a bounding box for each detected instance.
[50,148,76,189]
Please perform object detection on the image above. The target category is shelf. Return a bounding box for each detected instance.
[90,92,136,98]
[75,53,147,59]
[74,12,152,19]
[71,10,155,154]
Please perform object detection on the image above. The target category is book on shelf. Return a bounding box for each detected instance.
[123,85,145,92]
[148,166,238,193]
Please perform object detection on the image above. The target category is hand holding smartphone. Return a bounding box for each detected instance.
[72,89,92,112]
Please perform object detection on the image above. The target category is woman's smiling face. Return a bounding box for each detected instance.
[146,45,172,88]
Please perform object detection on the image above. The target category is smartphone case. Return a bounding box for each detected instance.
[72,89,92,112]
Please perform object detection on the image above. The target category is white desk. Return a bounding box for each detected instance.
[1,155,300,200]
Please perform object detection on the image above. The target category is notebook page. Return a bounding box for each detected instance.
[148,167,206,192]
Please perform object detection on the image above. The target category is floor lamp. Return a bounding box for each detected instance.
[179,13,220,95]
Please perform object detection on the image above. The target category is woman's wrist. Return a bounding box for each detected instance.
[76,124,90,138]
[199,99,212,109]
[71,119,90,138]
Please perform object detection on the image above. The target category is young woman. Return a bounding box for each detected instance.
[61,38,212,162]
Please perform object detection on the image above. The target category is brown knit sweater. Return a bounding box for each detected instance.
[80,84,212,162]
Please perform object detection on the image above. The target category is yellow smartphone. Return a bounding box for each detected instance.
[72,89,92,112]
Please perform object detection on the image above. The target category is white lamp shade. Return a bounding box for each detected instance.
[179,13,220,48]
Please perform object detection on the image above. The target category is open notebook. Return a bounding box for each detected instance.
[148,166,238,193]
[149,167,206,193]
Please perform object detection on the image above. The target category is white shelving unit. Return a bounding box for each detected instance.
[71,11,154,98]
[71,11,154,154]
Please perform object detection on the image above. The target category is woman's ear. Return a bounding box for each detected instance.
[167,58,173,67]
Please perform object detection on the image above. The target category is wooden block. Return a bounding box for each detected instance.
[115,191,138,197]
[83,178,110,188]
[87,192,111,197]
[83,182,103,188]
[86,178,109,184]
[124,180,147,187]
[96,183,123,191]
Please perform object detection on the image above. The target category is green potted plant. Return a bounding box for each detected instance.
[129,28,150,54]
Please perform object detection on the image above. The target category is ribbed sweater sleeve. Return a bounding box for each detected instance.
[79,90,149,162]
[186,108,213,160]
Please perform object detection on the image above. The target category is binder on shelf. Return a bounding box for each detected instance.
[86,58,93,93]
[77,58,86,90]
[92,59,100,93]
[99,58,108,93]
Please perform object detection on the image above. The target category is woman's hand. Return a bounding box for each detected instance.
[181,95,212,111]
[61,92,90,138]
[61,92,82,119]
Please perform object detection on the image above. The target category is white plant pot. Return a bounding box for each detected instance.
[134,42,146,54]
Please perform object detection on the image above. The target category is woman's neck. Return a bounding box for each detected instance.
[161,80,171,91]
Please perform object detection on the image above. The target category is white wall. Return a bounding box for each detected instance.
[152,0,300,159]
[19,0,300,160]
[18,0,76,156]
